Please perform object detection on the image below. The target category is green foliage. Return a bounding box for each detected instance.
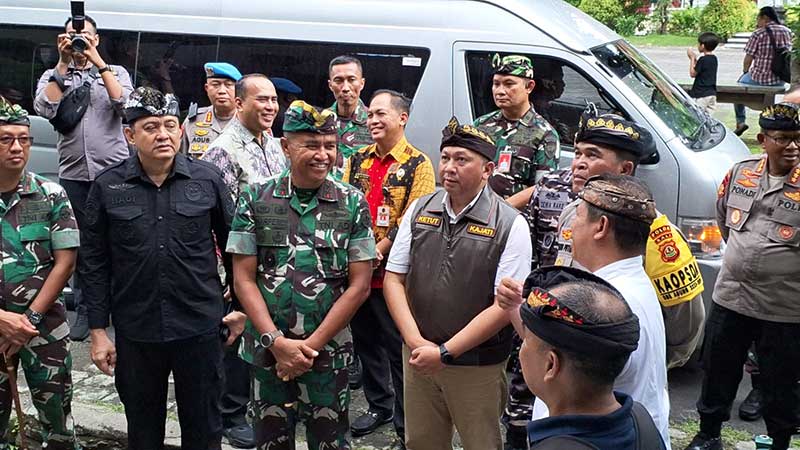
[652,0,672,34]
[699,0,757,40]
[617,14,645,36]
[669,7,703,35]
[579,0,625,29]
[786,5,800,58]
[564,0,581,6]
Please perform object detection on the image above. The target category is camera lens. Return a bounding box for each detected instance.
[71,35,88,53]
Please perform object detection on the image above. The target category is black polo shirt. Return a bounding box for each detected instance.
[81,153,235,342]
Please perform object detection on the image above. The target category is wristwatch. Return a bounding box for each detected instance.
[97,66,112,75]
[48,72,67,91]
[259,329,284,349]
[439,344,454,364]
[25,309,44,327]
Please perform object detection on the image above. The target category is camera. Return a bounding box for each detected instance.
[69,1,88,53]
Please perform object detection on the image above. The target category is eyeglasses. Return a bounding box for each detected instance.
[765,133,800,147]
[0,136,33,147]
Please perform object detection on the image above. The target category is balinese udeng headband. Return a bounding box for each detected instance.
[0,99,30,126]
[519,266,640,359]
[578,175,657,224]
[123,87,180,125]
[440,116,496,161]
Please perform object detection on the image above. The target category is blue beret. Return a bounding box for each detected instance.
[204,62,242,81]
[271,77,302,94]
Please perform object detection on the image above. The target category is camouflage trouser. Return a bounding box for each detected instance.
[0,339,79,450]
[502,334,533,450]
[250,365,349,450]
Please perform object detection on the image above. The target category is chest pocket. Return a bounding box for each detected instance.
[255,215,290,277]
[766,193,800,246]
[314,226,350,279]
[107,206,146,244]
[19,223,53,265]
[725,191,755,231]
[175,202,213,243]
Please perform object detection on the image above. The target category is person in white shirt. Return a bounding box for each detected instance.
[498,174,671,448]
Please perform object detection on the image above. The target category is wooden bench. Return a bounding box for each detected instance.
[678,82,787,110]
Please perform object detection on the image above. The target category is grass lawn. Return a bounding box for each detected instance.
[625,34,699,47]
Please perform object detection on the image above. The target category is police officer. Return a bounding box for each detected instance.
[474,54,560,209]
[328,55,373,180]
[180,62,242,157]
[82,87,234,450]
[227,100,375,450]
[685,103,800,450]
[0,99,81,450]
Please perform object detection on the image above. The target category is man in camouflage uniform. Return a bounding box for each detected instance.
[328,55,373,181]
[474,54,560,210]
[180,62,242,157]
[0,100,80,450]
[227,100,375,450]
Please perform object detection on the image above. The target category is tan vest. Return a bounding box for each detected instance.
[406,187,518,366]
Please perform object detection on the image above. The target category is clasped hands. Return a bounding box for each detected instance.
[271,338,319,382]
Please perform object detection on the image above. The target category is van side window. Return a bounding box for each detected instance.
[0,25,60,114]
[466,52,619,147]
[219,37,430,108]
[135,33,219,109]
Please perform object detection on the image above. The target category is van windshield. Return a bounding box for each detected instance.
[592,40,705,142]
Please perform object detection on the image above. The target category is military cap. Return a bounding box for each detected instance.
[204,62,242,81]
[578,174,657,224]
[576,105,655,161]
[759,102,800,131]
[283,100,337,134]
[271,77,303,95]
[123,86,180,125]
[492,53,534,79]
[440,116,496,161]
[0,98,30,127]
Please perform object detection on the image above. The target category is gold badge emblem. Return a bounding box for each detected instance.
[779,225,795,240]
[195,129,209,136]
[561,228,573,241]
[731,209,742,225]
[785,190,800,202]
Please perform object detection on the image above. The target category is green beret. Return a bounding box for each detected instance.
[492,54,534,79]
[759,102,800,131]
[283,100,337,134]
[0,99,30,127]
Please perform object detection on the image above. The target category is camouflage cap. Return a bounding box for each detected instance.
[759,102,800,131]
[492,53,534,79]
[0,98,30,127]
[576,104,654,161]
[283,100,337,134]
[441,116,496,160]
[578,174,657,224]
[123,86,180,125]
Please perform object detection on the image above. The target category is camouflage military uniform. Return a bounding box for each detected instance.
[0,172,80,450]
[329,99,372,180]
[180,106,236,157]
[227,168,375,449]
[474,107,560,198]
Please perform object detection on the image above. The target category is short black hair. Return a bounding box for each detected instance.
[698,32,720,52]
[584,175,652,255]
[758,6,781,24]
[546,281,634,387]
[328,55,363,77]
[369,89,412,115]
[235,74,269,100]
[64,15,98,32]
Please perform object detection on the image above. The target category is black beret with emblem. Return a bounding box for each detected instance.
[440,116,496,161]
[578,174,657,224]
[759,102,800,131]
[123,87,180,125]
[576,104,654,161]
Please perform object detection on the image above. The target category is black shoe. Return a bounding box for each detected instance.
[351,410,393,437]
[348,359,362,390]
[738,387,763,421]
[69,308,90,341]
[734,123,749,136]
[684,433,723,450]
[223,424,256,449]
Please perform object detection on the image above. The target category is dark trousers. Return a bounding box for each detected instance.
[698,303,800,448]
[60,179,91,312]
[115,332,224,450]
[221,337,250,428]
[351,288,405,438]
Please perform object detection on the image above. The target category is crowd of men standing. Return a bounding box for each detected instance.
[0,12,798,450]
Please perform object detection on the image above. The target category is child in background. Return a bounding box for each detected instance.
[687,32,720,114]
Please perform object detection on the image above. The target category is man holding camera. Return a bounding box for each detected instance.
[34,13,133,342]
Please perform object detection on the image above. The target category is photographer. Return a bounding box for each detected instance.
[34,13,133,342]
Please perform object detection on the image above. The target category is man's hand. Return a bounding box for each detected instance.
[222,311,247,347]
[0,338,24,358]
[270,338,317,381]
[409,345,444,376]
[81,33,105,68]
[0,312,39,349]
[407,336,436,352]
[496,278,525,310]
[56,33,73,66]
[90,329,117,376]
[687,48,696,59]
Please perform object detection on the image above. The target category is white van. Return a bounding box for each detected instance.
[1,0,750,295]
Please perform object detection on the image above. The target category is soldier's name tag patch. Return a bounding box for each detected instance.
[497,151,512,174]
[18,201,50,224]
[416,215,441,227]
[539,191,570,212]
[467,224,496,238]
[376,205,391,227]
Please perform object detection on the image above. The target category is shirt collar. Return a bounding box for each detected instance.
[593,256,645,280]
[232,119,269,146]
[527,392,633,444]
[442,185,488,222]
[366,136,410,163]
[124,153,192,182]
[17,172,38,196]
[499,104,537,127]
[331,99,368,125]
[272,170,340,203]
